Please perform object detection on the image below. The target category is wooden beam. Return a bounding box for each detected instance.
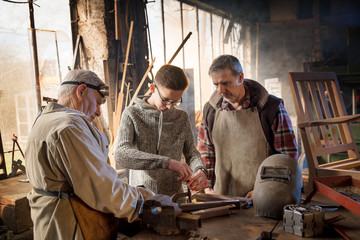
[119,21,134,100]
[167,32,192,64]
[72,35,81,70]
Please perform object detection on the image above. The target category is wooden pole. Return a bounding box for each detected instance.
[167,32,192,64]
[120,21,134,95]
[114,0,121,40]
[113,92,124,139]
[113,21,134,136]
[29,1,41,112]
[161,0,166,63]
[125,83,130,108]
[72,35,81,70]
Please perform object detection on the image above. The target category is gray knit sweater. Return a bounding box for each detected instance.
[114,96,204,196]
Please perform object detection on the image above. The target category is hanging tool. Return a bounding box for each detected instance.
[8,134,26,178]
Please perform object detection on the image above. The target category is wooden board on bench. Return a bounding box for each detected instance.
[0,174,32,233]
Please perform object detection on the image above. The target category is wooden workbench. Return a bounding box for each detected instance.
[130,193,360,240]
[1,175,359,239]
[0,174,32,234]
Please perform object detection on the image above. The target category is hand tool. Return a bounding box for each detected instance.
[187,187,191,203]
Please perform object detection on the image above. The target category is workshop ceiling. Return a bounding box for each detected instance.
[182,0,269,23]
[183,0,360,25]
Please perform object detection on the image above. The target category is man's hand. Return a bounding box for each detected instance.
[166,159,193,182]
[204,187,216,194]
[245,190,254,199]
[187,169,208,191]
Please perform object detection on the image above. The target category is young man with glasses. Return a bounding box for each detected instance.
[114,64,208,196]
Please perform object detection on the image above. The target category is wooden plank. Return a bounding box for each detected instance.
[325,161,360,170]
[176,212,201,231]
[0,175,32,233]
[314,142,358,156]
[320,158,360,169]
[191,204,235,219]
[179,200,241,212]
[297,115,360,128]
[71,35,81,70]
[113,92,124,139]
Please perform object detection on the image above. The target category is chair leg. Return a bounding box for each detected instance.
[303,188,317,204]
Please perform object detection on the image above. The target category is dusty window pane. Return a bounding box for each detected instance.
[19,124,29,139]
[147,0,165,75]
[182,3,200,112]
[33,30,62,100]
[212,14,223,58]
[164,0,183,68]
[198,10,213,111]
[0,0,72,175]
[146,1,243,114]
[16,95,27,107]
[233,23,243,64]
[18,110,28,121]
[33,0,73,77]
[223,18,232,54]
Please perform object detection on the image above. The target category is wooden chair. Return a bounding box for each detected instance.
[288,72,360,196]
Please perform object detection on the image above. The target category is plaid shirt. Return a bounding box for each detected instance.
[197,87,298,188]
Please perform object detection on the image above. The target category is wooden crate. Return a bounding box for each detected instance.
[0,174,33,233]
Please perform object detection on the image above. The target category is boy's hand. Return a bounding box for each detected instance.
[166,159,193,182]
[187,169,208,191]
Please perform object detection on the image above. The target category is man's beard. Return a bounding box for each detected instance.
[222,93,236,103]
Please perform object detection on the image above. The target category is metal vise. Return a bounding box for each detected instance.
[142,194,201,235]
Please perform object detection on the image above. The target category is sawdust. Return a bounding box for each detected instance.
[333,186,360,203]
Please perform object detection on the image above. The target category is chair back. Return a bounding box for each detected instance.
[288,72,360,171]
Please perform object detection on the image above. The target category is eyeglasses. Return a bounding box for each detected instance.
[61,81,109,98]
[155,85,182,106]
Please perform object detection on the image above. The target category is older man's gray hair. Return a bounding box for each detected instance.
[58,70,104,98]
[208,55,243,76]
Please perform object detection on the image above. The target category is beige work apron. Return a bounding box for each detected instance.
[212,107,271,197]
